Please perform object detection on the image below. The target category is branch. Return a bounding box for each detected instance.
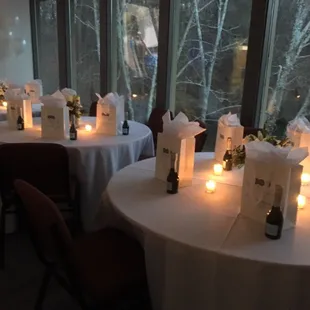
[75,14,96,31]
[205,105,241,116]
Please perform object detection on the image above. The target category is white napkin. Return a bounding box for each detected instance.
[246,141,308,165]
[5,89,29,101]
[162,111,205,140]
[96,92,123,106]
[219,112,241,127]
[287,117,310,134]
[61,88,77,102]
[40,90,67,108]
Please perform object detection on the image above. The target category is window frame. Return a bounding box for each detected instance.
[30,0,270,128]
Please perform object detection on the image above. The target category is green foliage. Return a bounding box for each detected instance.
[67,95,83,119]
[233,130,293,168]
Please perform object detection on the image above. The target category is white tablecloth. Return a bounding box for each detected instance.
[0,103,42,121]
[0,117,154,231]
[104,152,310,310]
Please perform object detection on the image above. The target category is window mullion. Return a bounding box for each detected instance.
[240,0,270,127]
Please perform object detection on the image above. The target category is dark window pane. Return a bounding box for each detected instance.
[116,0,159,123]
[37,0,59,93]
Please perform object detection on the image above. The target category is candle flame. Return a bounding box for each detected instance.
[85,124,92,132]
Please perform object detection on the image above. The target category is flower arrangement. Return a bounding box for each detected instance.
[0,81,8,104]
[232,130,294,168]
[67,95,82,120]
[61,88,83,124]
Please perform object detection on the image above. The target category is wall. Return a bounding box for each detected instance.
[0,0,33,86]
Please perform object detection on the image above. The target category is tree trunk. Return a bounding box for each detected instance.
[201,0,229,120]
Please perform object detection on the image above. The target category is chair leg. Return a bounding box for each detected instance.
[35,269,52,310]
[0,203,6,269]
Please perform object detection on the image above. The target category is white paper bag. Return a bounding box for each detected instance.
[215,114,244,163]
[96,93,124,136]
[7,99,33,129]
[287,119,310,174]
[155,133,196,187]
[41,106,69,140]
[25,80,43,104]
[241,157,302,230]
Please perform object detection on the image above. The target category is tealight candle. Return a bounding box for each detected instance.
[301,173,310,186]
[213,164,223,176]
[85,124,92,132]
[206,180,216,193]
[298,194,306,209]
[2,101,7,108]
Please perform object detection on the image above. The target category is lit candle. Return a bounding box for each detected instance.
[213,164,223,176]
[301,173,310,186]
[2,101,7,108]
[297,195,306,209]
[206,180,216,194]
[85,124,92,132]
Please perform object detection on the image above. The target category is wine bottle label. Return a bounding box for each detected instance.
[123,129,129,135]
[265,223,279,236]
[167,182,173,191]
[70,133,76,139]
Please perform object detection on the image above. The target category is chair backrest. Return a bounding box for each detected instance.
[147,108,173,151]
[0,143,71,203]
[194,120,208,152]
[89,101,97,117]
[14,179,72,265]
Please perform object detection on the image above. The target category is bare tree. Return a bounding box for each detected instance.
[265,0,310,132]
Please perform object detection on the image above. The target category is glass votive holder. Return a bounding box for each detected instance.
[2,101,7,108]
[301,173,310,186]
[298,195,306,209]
[85,124,92,132]
[213,164,223,176]
[206,180,216,194]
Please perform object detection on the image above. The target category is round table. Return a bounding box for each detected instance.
[0,116,154,231]
[105,153,310,310]
[0,103,41,121]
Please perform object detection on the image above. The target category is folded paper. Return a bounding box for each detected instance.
[287,117,310,174]
[95,92,125,136]
[155,111,205,187]
[215,112,244,163]
[240,141,308,230]
[25,79,43,104]
[40,90,67,108]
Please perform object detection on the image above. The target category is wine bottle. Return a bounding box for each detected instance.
[70,115,77,141]
[222,137,233,171]
[167,152,179,194]
[17,107,24,131]
[122,112,130,135]
[265,185,284,240]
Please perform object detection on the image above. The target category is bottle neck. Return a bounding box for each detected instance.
[273,185,282,208]
[71,115,76,126]
[226,138,232,151]
[170,153,177,171]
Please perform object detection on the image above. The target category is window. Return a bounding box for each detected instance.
[37,0,59,94]
[71,0,100,113]
[174,0,252,149]
[260,0,310,136]
[116,0,159,123]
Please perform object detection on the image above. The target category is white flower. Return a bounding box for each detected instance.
[61,88,77,102]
